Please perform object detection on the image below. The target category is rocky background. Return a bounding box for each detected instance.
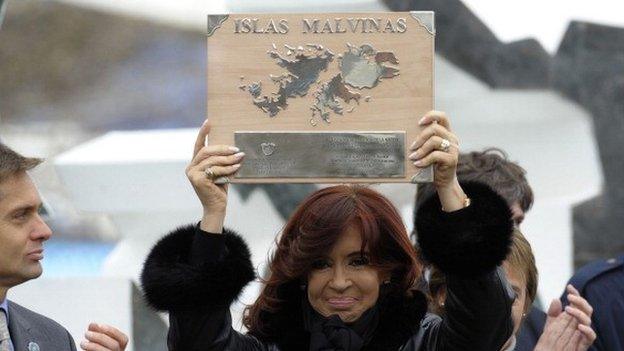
[1,0,622,267]
[384,0,624,268]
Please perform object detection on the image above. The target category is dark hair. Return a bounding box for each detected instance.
[244,185,420,337]
[0,143,42,183]
[414,148,532,236]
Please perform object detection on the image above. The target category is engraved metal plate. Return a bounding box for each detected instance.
[235,132,405,178]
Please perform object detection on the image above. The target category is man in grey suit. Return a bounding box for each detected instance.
[0,142,128,351]
[2,301,75,351]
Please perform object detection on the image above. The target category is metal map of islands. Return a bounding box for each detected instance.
[239,43,400,125]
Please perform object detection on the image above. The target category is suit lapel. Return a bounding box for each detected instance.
[7,302,44,351]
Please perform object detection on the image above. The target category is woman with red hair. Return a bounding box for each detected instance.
[141,111,515,350]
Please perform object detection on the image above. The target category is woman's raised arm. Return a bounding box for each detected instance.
[186,120,245,233]
[408,110,467,212]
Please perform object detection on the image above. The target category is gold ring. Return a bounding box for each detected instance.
[440,138,451,153]
[204,167,216,180]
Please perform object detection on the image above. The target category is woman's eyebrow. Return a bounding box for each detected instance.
[346,251,370,257]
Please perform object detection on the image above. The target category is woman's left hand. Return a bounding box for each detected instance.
[409,110,460,189]
[409,110,465,211]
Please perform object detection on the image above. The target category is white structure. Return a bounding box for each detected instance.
[53,129,285,331]
[433,56,602,301]
[53,129,285,281]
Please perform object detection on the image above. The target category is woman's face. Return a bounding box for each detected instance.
[501,261,528,349]
[307,226,385,323]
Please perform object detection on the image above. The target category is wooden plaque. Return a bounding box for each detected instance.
[206,12,435,183]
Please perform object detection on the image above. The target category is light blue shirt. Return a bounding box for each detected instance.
[0,299,14,351]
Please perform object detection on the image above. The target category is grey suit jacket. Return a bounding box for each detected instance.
[7,301,76,351]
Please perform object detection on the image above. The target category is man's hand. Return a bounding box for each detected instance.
[80,323,129,351]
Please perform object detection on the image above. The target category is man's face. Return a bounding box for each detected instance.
[0,172,51,289]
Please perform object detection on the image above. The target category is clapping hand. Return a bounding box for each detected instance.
[534,285,596,351]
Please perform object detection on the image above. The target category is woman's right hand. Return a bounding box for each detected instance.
[186,120,245,233]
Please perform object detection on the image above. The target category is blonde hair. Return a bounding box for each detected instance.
[505,228,538,312]
[427,228,538,314]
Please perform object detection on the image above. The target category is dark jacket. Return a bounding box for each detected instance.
[562,254,624,351]
[515,306,546,351]
[141,182,515,351]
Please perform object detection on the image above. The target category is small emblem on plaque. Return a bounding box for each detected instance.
[261,142,277,156]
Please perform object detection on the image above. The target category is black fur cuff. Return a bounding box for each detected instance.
[140,225,255,311]
[416,181,513,277]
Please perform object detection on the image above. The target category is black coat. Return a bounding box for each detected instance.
[141,182,515,351]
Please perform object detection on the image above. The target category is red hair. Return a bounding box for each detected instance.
[244,185,421,337]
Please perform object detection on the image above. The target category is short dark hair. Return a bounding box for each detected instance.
[414,148,533,236]
[0,143,43,183]
[457,148,533,212]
